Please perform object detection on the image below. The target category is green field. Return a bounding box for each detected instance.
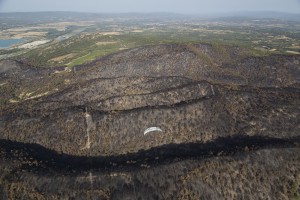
[0,13,299,67]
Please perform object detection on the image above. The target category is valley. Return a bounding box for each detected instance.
[0,12,299,200]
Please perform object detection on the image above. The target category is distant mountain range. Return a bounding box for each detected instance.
[197,11,300,21]
[0,11,299,22]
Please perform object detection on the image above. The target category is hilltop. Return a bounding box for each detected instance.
[0,43,299,199]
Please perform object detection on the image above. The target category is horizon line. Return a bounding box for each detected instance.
[1,10,300,15]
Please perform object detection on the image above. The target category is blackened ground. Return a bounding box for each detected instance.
[0,44,300,199]
[0,143,299,199]
[0,135,299,173]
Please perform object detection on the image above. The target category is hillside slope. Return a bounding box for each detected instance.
[0,44,299,199]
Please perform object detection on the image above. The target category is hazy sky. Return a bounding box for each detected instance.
[0,0,300,13]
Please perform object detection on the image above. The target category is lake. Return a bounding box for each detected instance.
[0,38,24,48]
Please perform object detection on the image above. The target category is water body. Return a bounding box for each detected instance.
[0,38,24,48]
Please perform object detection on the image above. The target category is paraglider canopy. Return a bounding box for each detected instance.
[144,127,163,135]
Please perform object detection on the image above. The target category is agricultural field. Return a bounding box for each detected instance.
[1,12,300,67]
